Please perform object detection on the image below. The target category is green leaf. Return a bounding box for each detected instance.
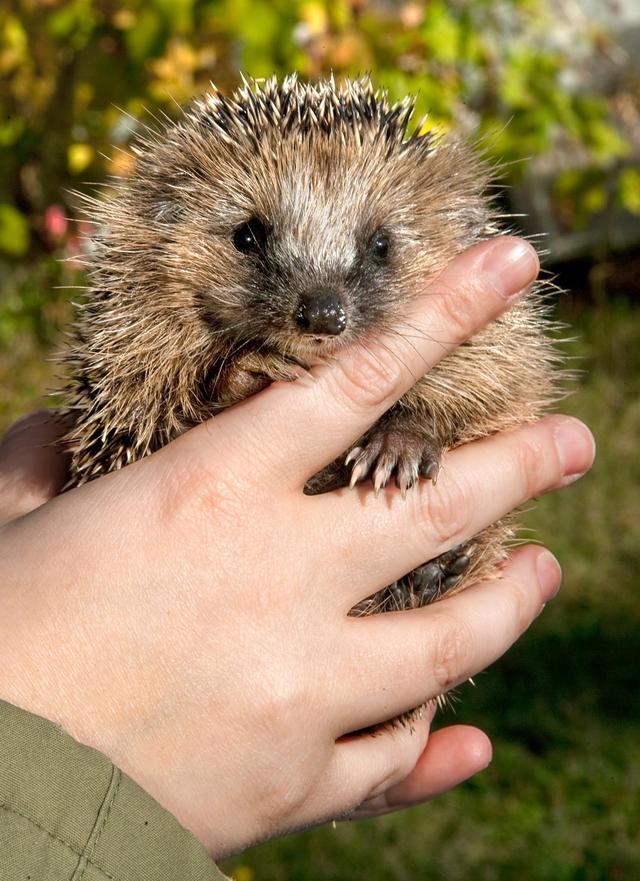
[0,205,30,258]
[153,0,195,33]
[617,168,640,215]
[585,119,630,162]
[553,169,608,228]
[125,7,164,63]
[0,117,25,147]
[47,0,96,49]
[422,2,460,65]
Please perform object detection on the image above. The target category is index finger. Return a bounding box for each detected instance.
[188,236,539,489]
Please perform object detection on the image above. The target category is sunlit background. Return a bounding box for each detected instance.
[1,1,639,878]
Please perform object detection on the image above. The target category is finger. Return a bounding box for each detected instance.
[175,237,539,489]
[0,411,71,525]
[333,545,561,732]
[325,706,434,819]
[350,725,492,818]
[310,415,595,606]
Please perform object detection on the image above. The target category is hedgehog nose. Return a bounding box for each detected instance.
[295,292,347,336]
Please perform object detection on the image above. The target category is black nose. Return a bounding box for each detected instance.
[295,293,347,336]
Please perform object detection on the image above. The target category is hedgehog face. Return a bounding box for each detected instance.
[191,144,488,364]
[160,135,430,361]
[111,76,492,364]
[230,216,395,355]
[215,172,414,360]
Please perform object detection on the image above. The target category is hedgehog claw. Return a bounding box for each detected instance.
[346,430,441,495]
[344,446,362,466]
[349,460,368,488]
[420,457,439,483]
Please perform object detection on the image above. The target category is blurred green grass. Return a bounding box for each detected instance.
[1,266,639,880]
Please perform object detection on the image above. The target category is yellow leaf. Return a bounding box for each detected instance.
[301,2,328,35]
[74,82,94,108]
[108,150,136,177]
[173,40,198,70]
[113,9,136,30]
[2,15,27,53]
[67,143,94,174]
[401,3,424,29]
[233,867,253,881]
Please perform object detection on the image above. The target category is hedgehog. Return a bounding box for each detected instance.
[62,74,561,615]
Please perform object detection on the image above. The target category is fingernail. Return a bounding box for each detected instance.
[480,238,539,301]
[536,550,562,602]
[553,418,596,484]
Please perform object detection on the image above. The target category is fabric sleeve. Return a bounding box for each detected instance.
[0,700,230,881]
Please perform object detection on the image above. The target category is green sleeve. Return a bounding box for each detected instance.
[0,700,230,880]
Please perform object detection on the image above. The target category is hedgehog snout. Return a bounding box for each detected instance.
[294,291,347,337]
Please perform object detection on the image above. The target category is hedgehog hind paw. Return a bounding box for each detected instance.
[410,544,475,605]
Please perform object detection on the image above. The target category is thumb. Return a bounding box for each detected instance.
[0,411,71,526]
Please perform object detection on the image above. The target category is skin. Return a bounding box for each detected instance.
[0,238,595,860]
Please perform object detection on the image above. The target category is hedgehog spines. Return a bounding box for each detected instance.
[184,74,434,155]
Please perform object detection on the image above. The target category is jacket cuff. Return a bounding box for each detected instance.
[0,700,229,880]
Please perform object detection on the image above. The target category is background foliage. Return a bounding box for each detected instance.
[1,0,639,263]
[1,1,639,879]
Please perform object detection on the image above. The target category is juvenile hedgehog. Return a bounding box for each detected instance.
[63,75,560,614]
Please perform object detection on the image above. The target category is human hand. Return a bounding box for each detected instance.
[0,237,595,859]
[0,410,70,526]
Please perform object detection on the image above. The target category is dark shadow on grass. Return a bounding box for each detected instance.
[446,616,640,753]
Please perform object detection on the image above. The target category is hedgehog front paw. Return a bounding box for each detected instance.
[216,349,305,406]
[345,430,441,495]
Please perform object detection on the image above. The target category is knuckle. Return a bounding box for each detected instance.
[427,613,474,694]
[261,779,308,829]
[513,432,549,499]
[250,679,318,826]
[333,343,404,413]
[507,576,539,636]
[252,665,313,747]
[419,472,472,546]
[153,439,247,533]
[434,279,481,343]
[367,741,416,799]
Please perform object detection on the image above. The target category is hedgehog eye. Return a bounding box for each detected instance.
[233,218,267,253]
[370,231,390,261]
